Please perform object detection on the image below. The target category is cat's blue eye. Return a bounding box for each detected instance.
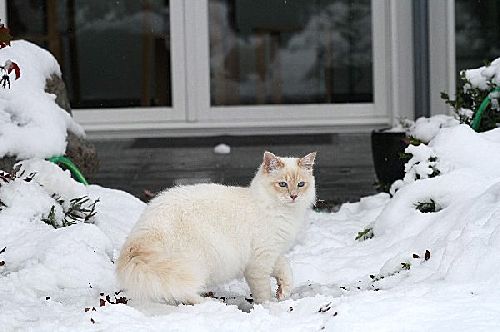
[297,181,305,188]
[278,182,288,188]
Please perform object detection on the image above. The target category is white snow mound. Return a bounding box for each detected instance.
[0,40,84,160]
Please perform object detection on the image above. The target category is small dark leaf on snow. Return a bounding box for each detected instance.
[115,296,128,304]
[202,291,214,298]
[412,254,420,258]
[0,261,5,266]
[99,299,106,307]
[333,312,338,317]
[84,307,90,312]
[90,318,95,324]
[425,250,431,261]
[45,297,50,300]
[0,247,5,254]
[289,306,293,312]
[319,303,332,313]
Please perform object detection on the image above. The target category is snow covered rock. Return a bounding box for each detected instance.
[0,40,98,177]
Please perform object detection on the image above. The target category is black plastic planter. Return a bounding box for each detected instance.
[371,130,408,188]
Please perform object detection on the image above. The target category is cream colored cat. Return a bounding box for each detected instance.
[116,151,316,305]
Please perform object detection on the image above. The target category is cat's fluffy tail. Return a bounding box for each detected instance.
[116,239,204,304]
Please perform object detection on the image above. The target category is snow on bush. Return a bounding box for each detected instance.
[0,159,144,329]
[402,143,439,181]
[408,114,459,143]
[465,57,500,90]
[385,114,459,143]
[442,57,500,131]
[0,40,83,160]
[375,124,500,278]
[390,143,440,194]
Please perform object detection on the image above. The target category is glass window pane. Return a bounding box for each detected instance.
[455,0,500,73]
[8,0,171,108]
[208,0,373,106]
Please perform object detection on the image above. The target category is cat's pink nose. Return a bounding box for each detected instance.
[290,194,298,200]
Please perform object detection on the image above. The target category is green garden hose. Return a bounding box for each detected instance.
[47,156,89,185]
[471,86,500,132]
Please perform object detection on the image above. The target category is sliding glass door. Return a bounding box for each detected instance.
[208,0,373,106]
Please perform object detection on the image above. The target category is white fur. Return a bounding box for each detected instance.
[116,154,316,304]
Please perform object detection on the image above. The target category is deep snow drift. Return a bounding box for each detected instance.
[1,123,500,331]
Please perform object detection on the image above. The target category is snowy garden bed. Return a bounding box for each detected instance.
[1,123,500,331]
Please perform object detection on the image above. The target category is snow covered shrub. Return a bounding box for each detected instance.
[403,144,440,181]
[441,58,500,132]
[407,115,459,144]
[0,168,35,209]
[42,196,99,229]
[0,40,84,161]
[414,198,441,213]
[390,143,441,195]
[0,160,98,229]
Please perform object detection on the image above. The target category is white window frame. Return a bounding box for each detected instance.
[71,0,188,135]
[428,0,455,116]
[187,0,393,127]
[0,0,415,138]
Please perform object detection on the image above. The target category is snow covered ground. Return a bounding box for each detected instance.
[2,122,500,331]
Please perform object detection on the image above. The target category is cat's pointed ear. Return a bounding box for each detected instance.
[298,152,316,171]
[263,151,284,173]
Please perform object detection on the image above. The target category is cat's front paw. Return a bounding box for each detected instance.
[276,282,291,300]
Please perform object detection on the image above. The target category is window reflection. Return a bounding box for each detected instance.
[456,0,500,74]
[8,0,171,108]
